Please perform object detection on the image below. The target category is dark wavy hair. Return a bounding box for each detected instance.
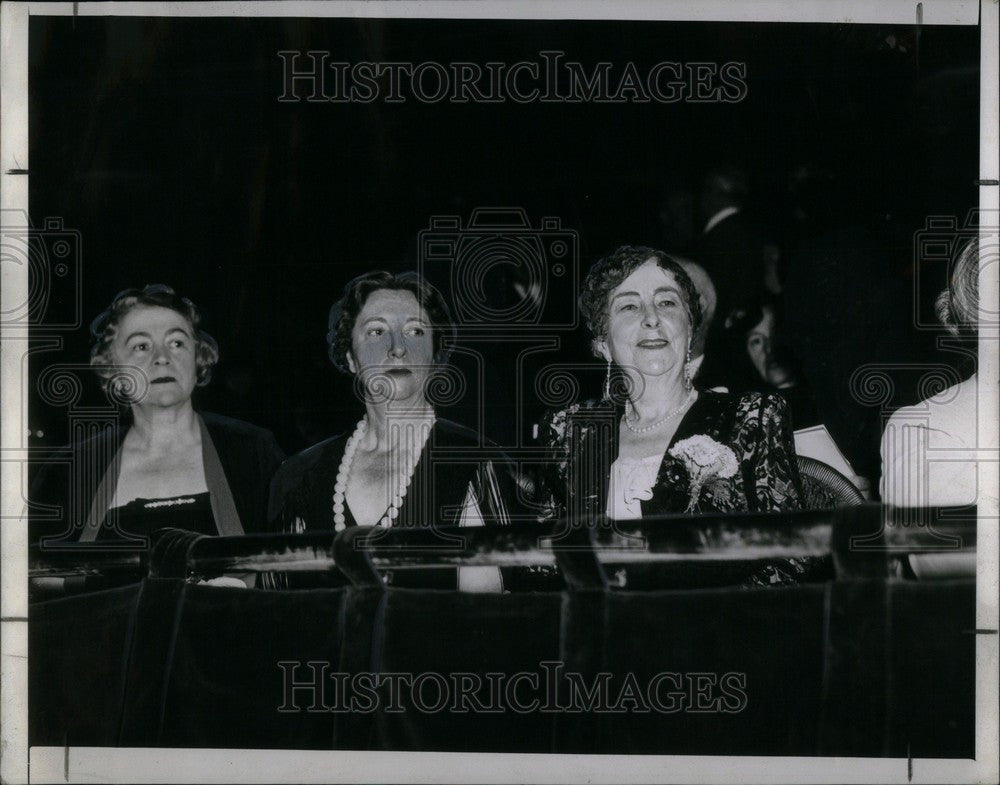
[326,271,456,374]
[578,245,703,354]
[720,299,801,392]
[89,284,220,390]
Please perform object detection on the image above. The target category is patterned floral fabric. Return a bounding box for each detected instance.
[536,391,827,587]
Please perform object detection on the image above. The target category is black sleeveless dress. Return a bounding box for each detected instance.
[98,492,218,543]
[73,492,219,591]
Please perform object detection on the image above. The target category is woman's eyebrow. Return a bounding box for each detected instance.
[124,330,152,343]
[610,290,640,302]
[165,326,192,338]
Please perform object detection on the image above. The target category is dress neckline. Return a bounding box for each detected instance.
[81,412,245,542]
[111,491,212,512]
[338,422,435,529]
[609,391,728,517]
[615,390,711,461]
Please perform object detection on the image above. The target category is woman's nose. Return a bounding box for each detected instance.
[388,334,406,358]
[641,305,660,328]
[152,345,170,364]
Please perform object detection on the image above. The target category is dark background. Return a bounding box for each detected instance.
[27,16,980,482]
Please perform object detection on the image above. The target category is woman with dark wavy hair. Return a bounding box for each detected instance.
[268,271,526,591]
[538,246,816,587]
[30,284,285,575]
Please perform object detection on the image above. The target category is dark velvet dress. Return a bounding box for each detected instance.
[71,493,219,592]
[29,413,285,597]
[29,412,286,544]
[267,418,531,590]
[100,492,217,541]
[537,391,830,587]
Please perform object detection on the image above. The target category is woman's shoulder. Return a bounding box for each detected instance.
[883,375,976,445]
[55,426,120,457]
[541,398,617,424]
[432,419,522,473]
[199,412,286,471]
[888,375,975,420]
[256,427,347,524]
[694,391,793,443]
[433,417,492,447]
[727,390,791,419]
[695,388,738,408]
[274,433,346,480]
[536,399,617,442]
[30,425,120,505]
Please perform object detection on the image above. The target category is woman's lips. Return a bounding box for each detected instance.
[150,376,177,384]
[385,368,412,375]
[636,339,669,349]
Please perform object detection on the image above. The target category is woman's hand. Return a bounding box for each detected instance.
[29,577,67,600]
[197,576,249,589]
[457,483,504,593]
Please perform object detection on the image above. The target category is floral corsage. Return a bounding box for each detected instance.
[667,436,739,513]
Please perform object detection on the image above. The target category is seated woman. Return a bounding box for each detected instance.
[30,285,285,591]
[268,271,526,591]
[880,238,981,579]
[538,246,823,587]
[713,299,820,430]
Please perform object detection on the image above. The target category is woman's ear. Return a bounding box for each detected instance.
[345,350,358,375]
[592,339,611,362]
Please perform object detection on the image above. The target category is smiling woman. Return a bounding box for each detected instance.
[267,271,530,592]
[29,285,286,592]
[538,246,823,588]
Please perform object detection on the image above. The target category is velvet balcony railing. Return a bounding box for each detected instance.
[28,505,976,756]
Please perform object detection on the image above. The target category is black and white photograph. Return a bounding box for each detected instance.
[1,1,997,782]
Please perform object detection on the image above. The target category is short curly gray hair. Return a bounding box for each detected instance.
[578,245,703,354]
[89,284,219,390]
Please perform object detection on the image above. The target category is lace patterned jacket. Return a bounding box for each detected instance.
[539,391,802,519]
[537,391,822,587]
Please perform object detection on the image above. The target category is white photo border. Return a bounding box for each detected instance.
[1,1,997,783]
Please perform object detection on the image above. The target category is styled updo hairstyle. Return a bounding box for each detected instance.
[578,245,703,356]
[89,284,220,390]
[935,238,980,335]
[326,270,456,374]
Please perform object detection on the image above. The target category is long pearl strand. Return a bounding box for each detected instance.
[332,416,432,531]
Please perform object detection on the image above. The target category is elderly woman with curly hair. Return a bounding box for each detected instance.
[268,270,527,591]
[538,246,818,587]
[30,285,285,591]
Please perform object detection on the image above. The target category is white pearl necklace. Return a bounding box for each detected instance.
[332,416,433,531]
[623,389,695,434]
